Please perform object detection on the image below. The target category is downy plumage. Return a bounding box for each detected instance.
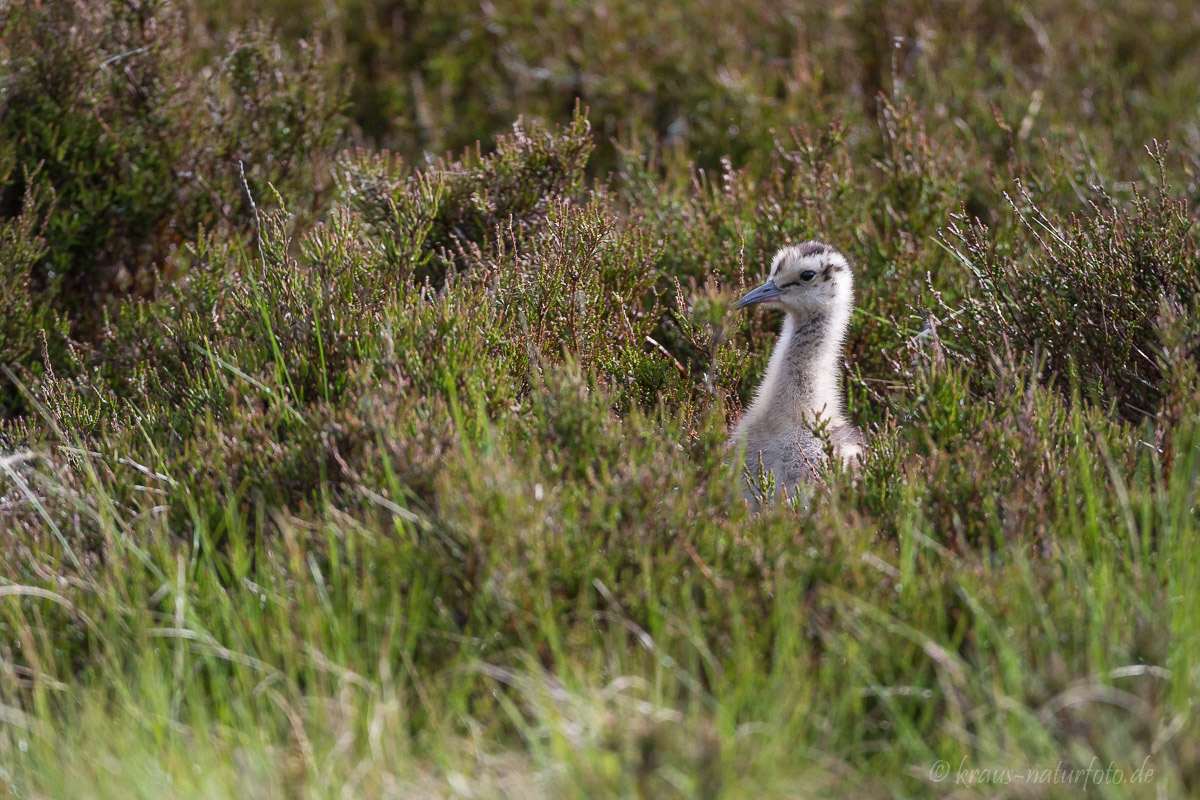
[730,242,864,498]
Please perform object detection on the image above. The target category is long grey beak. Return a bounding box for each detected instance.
[734,280,782,309]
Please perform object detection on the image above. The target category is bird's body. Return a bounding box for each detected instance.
[730,242,863,497]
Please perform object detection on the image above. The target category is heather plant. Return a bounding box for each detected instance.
[0,0,344,415]
[0,184,53,400]
[341,113,594,286]
[939,147,1199,419]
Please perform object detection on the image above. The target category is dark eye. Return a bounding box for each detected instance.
[800,270,817,282]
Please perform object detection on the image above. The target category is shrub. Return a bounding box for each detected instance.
[0,0,345,411]
[938,149,1197,418]
[10,111,654,527]
[339,112,594,287]
[0,183,54,409]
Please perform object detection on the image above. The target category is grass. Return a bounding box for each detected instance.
[3,0,1200,797]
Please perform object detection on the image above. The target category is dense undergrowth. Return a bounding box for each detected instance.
[3,0,1200,797]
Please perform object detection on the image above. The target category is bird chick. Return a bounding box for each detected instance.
[730,241,864,498]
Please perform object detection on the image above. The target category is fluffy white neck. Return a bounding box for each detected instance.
[742,305,850,432]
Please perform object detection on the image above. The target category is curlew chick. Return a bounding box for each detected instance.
[730,241,864,498]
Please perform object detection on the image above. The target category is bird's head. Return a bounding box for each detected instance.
[734,241,853,320]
